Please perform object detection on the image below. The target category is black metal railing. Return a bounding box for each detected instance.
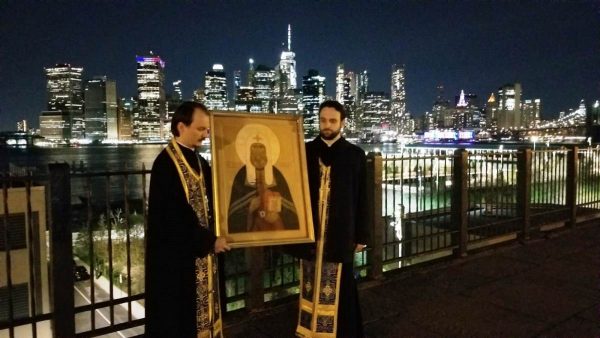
[2,145,600,337]
[530,148,569,226]
[577,147,600,209]
[380,149,456,271]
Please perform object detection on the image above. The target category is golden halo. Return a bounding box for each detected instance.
[235,123,280,165]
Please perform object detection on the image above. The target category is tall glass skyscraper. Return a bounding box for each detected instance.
[233,70,242,106]
[136,53,166,140]
[84,76,118,140]
[277,25,297,90]
[167,80,183,126]
[252,65,276,112]
[335,64,345,103]
[40,64,84,140]
[204,64,228,110]
[361,91,391,133]
[302,69,326,136]
[497,83,522,129]
[391,64,409,134]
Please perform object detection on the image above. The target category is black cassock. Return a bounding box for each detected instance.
[145,146,217,338]
[287,137,371,338]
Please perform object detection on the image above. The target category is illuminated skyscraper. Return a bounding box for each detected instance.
[252,64,276,112]
[16,120,27,132]
[84,76,118,140]
[234,86,262,112]
[167,80,183,128]
[40,64,84,140]
[485,92,499,130]
[431,84,452,129]
[136,52,166,140]
[453,90,482,129]
[521,98,541,128]
[118,97,135,140]
[233,70,242,105]
[204,64,228,110]
[277,25,297,90]
[357,70,369,105]
[336,67,357,132]
[279,89,303,115]
[497,83,522,129]
[335,64,345,103]
[361,91,391,133]
[391,64,409,134]
[172,80,183,103]
[247,58,255,86]
[302,69,326,136]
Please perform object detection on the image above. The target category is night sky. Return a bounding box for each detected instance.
[1,0,599,131]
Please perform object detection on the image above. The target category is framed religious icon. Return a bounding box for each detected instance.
[210,111,315,248]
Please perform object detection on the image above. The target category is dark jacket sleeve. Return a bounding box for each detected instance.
[354,150,371,245]
[148,153,216,260]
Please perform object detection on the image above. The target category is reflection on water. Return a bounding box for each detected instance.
[4,144,196,173]
[3,141,525,174]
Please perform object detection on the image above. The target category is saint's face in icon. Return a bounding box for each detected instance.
[250,143,268,169]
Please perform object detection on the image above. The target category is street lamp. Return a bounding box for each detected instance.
[498,145,504,173]
[531,136,539,152]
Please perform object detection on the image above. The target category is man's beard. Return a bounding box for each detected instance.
[320,128,341,140]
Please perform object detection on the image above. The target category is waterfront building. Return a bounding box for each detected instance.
[16,120,27,132]
[485,93,499,131]
[252,64,276,112]
[391,64,409,134]
[275,24,297,92]
[84,76,118,141]
[39,111,70,141]
[40,64,84,140]
[431,87,452,130]
[302,69,326,135]
[360,91,391,133]
[118,97,135,140]
[278,88,303,115]
[166,80,183,129]
[497,83,522,129]
[234,86,262,112]
[522,98,541,128]
[135,52,166,140]
[204,64,228,110]
[233,70,242,108]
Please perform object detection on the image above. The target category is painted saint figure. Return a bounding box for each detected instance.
[228,124,299,233]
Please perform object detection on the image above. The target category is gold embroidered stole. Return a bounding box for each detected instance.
[166,139,223,338]
[296,161,343,338]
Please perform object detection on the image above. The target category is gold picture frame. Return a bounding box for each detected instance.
[210,111,315,248]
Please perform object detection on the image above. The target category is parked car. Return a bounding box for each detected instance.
[74,265,90,281]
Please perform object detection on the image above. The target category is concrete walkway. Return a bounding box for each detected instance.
[223,223,600,337]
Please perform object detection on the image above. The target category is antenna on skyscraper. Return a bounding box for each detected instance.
[288,24,292,51]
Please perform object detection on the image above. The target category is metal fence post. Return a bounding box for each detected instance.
[451,149,468,257]
[366,152,383,280]
[48,163,75,337]
[566,146,579,227]
[517,148,532,240]
[246,247,264,311]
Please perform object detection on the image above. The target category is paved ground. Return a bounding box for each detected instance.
[223,222,600,337]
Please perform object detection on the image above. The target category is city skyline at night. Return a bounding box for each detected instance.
[1,1,599,131]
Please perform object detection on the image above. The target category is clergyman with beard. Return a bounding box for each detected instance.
[288,100,370,337]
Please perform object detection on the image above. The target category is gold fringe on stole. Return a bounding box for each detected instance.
[296,162,342,338]
[166,139,224,338]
